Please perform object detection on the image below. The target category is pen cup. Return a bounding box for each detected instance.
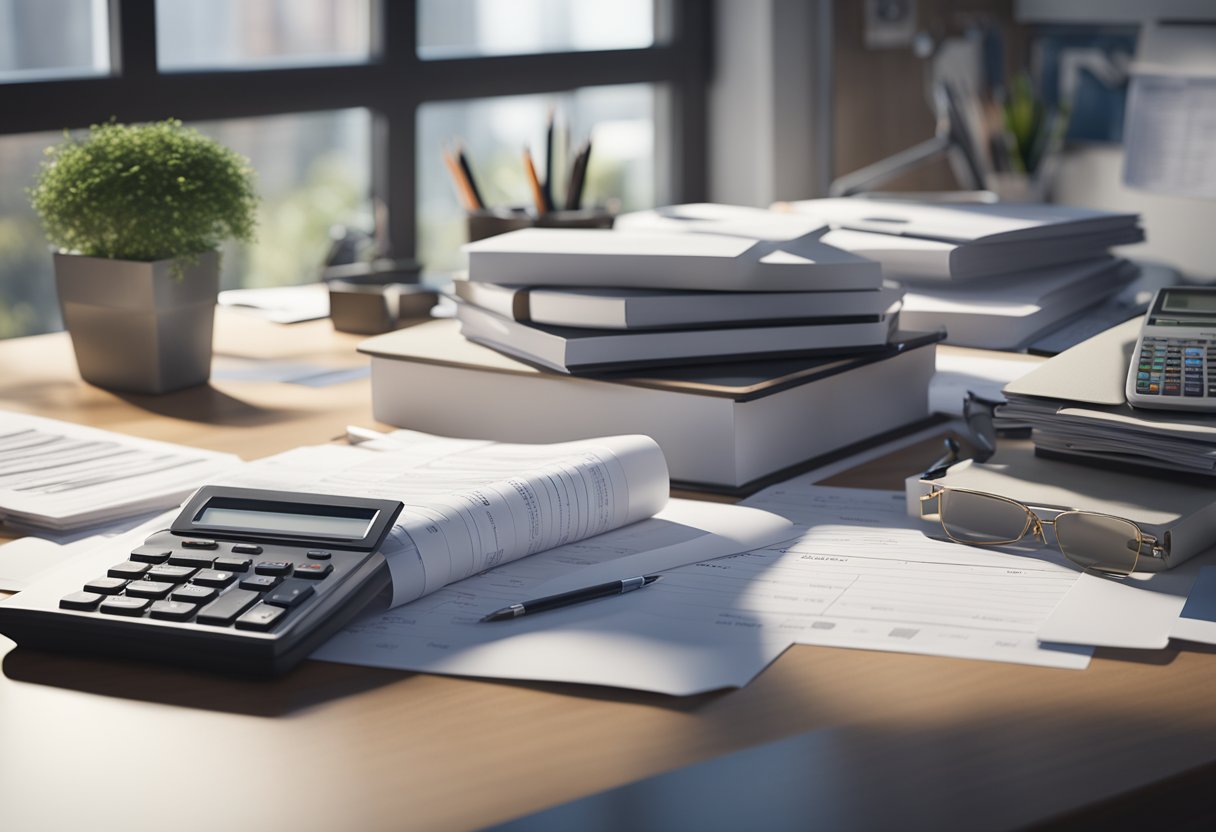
[536,208,616,230]
[466,207,615,243]
[466,209,534,243]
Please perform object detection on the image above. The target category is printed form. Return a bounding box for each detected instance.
[0,411,239,531]
[716,483,1090,668]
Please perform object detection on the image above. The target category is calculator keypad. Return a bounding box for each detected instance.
[59,534,344,635]
[1133,338,1216,398]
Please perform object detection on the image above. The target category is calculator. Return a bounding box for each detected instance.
[0,486,403,675]
[1125,287,1216,412]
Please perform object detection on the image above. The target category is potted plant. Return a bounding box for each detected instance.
[29,119,257,393]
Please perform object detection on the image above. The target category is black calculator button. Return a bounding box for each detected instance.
[108,562,149,579]
[239,574,281,592]
[125,580,175,600]
[293,563,333,580]
[60,591,103,611]
[231,544,262,555]
[265,580,315,609]
[180,539,218,549]
[149,600,198,622]
[100,596,151,616]
[193,569,237,588]
[84,577,128,595]
[214,557,251,573]
[147,565,196,583]
[129,546,172,564]
[306,550,332,560]
[255,561,293,576]
[196,589,260,626]
[170,585,217,604]
[235,604,287,632]
[168,552,214,569]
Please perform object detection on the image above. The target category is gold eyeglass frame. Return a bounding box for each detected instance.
[919,486,1168,575]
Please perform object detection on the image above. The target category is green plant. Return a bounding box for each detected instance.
[29,119,257,265]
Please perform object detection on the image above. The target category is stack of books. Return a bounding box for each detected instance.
[358,320,940,491]
[617,201,1145,351]
[454,226,903,374]
[358,224,944,491]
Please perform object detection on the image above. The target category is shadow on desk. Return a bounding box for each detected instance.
[115,384,304,427]
[1,649,407,717]
[1,647,727,718]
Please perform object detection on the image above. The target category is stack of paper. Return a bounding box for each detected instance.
[899,257,1137,349]
[0,411,240,531]
[1000,318,1216,476]
[617,202,1145,349]
[457,226,902,373]
[779,198,1144,282]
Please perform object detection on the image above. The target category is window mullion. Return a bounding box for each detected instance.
[110,0,158,80]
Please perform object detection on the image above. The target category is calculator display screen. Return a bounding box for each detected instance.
[1161,290,1216,315]
[197,505,376,538]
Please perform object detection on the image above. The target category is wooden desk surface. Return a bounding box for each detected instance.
[1,314,1214,832]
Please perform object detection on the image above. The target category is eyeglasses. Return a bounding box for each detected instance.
[919,486,1167,576]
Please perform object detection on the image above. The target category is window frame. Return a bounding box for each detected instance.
[0,0,712,259]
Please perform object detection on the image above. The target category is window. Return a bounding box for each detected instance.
[0,0,710,339]
[0,0,110,82]
[417,0,656,59]
[156,0,372,71]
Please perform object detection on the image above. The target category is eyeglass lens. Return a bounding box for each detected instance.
[1054,513,1141,575]
[939,490,1030,544]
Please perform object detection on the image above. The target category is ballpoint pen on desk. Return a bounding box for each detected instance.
[481,575,661,622]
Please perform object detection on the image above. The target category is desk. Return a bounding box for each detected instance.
[1,311,1215,832]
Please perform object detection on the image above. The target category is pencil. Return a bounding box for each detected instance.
[522,147,547,216]
[442,146,477,211]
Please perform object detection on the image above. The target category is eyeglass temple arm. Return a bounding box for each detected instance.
[919,489,942,520]
[1135,533,1168,560]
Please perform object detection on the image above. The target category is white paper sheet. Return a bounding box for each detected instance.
[214,431,670,607]
[1039,549,1216,649]
[310,498,797,694]
[1173,566,1216,645]
[0,412,240,531]
[929,351,1040,415]
[717,484,1090,668]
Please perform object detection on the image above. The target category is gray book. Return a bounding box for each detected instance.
[358,320,941,490]
[454,301,900,374]
[451,278,903,330]
[463,227,882,292]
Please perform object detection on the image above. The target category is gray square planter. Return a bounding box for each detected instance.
[53,251,219,394]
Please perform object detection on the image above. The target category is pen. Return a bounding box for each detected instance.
[566,138,592,211]
[541,106,556,213]
[455,142,485,210]
[481,575,661,622]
